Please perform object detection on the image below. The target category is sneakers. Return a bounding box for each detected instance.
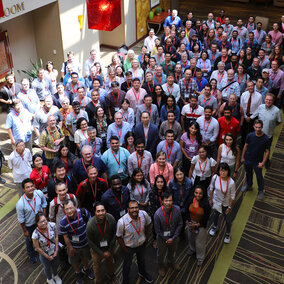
[197,260,203,267]
[138,272,153,283]
[241,185,252,193]
[82,268,95,280]
[76,272,84,284]
[258,191,264,200]
[224,233,231,244]
[209,226,217,237]
[47,279,56,284]
[0,177,6,184]
[158,266,166,277]
[29,256,37,264]
[53,274,62,284]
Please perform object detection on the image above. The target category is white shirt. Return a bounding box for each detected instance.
[191,155,217,180]
[196,115,219,143]
[144,35,157,53]
[220,143,236,166]
[240,91,262,119]
[210,70,228,90]
[162,83,181,103]
[8,149,32,183]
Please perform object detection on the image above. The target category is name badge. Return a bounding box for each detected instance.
[222,135,225,139]
[164,231,171,237]
[47,248,55,256]
[200,175,206,181]
[101,133,106,138]
[185,94,189,99]
[117,168,123,174]
[100,241,108,247]
[138,236,144,244]
[114,107,119,111]
[189,146,195,152]
[72,235,80,242]
[120,210,126,217]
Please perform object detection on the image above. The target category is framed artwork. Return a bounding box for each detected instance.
[150,0,160,9]
[0,31,13,86]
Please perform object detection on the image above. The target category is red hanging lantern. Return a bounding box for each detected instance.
[87,0,121,31]
[0,0,4,18]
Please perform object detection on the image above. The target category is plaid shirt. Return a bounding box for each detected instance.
[179,78,198,101]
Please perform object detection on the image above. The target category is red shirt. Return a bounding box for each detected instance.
[217,116,240,145]
[30,165,51,189]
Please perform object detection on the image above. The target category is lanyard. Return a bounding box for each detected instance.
[130,217,141,235]
[132,88,141,103]
[155,74,162,85]
[191,198,199,220]
[24,195,36,213]
[98,119,105,132]
[47,127,58,142]
[14,110,23,123]
[183,79,190,92]
[37,226,50,248]
[165,141,174,159]
[78,97,86,109]
[175,74,181,83]
[219,176,229,195]
[122,110,129,122]
[217,72,224,83]
[166,84,173,96]
[88,138,97,153]
[66,211,80,235]
[136,184,144,198]
[90,180,97,200]
[225,145,231,156]
[147,82,154,94]
[92,101,100,108]
[81,130,87,139]
[198,158,208,175]
[71,82,79,94]
[8,85,16,96]
[114,193,123,207]
[97,220,107,240]
[204,117,212,133]
[112,92,119,105]
[82,158,93,174]
[162,206,172,228]
[111,148,120,166]
[36,168,46,184]
[196,79,203,89]
[270,70,279,81]
[144,104,152,115]
[115,123,123,139]
[61,157,68,171]
[126,81,132,90]
[136,152,143,168]
[127,145,134,154]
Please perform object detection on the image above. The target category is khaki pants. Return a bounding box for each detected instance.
[188,226,207,262]
[90,248,115,284]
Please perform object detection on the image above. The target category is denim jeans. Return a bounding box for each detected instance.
[123,244,147,284]
[213,206,231,234]
[25,224,37,259]
[245,162,264,192]
[39,254,59,280]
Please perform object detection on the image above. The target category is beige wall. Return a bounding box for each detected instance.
[57,0,100,74]
[0,12,38,81]
[32,2,63,73]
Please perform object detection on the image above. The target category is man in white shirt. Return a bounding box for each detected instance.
[162,73,180,103]
[144,29,157,53]
[84,49,105,77]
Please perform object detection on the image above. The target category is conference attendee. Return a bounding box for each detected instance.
[217,133,240,178]
[144,29,158,53]
[142,71,157,96]
[39,115,65,168]
[162,73,181,103]
[233,19,248,42]
[134,111,159,159]
[261,35,275,57]
[73,87,91,111]
[16,178,47,263]
[32,68,54,101]
[66,101,89,153]
[76,165,108,215]
[129,59,144,84]
[154,190,183,277]
[181,94,204,132]
[86,77,107,103]
[6,99,33,151]
[208,43,221,67]
[30,153,51,194]
[229,30,242,55]
[80,126,103,157]
[118,99,135,129]
[269,61,284,108]
[149,151,174,186]
[101,136,130,184]
[219,69,240,104]
[33,95,63,137]
[255,77,268,103]
[247,58,262,82]
[0,148,6,184]
[122,131,136,155]
[106,112,132,148]
[253,22,266,45]
[106,81,126,121]
[234,64,249,95]
[85,89,106,120]
[65,72,86,101]
[136,94,159,125]
[60,199,94,283]
[160,112,182,142]
[0,73,21,110]
[217,105,240,145]
[32,212,62,284]
[214,48,230,70]
[73,117,89,151]
[47,162,77,203]
[222,17,234,37]
[17,78,40,115]
[240,81,262,146]
[154,45,165,67]
[116,200,153,284]
[161,52,176,76]
[225,53,238,72]
[241,120,270,200]
[258,49,270,70]
[198,85,218,116]
[101,175,130,221]
[210,61,228,90]
[127,138,154,179]
[72,145,107,184]
[179,68,198,105]
[268,23,283,46]
[173,63,184,84]
[84,49,104,77]
[157,130,182,168]
[127,168,151,211]
[125,78,147,113]
[187,185,211,266]
[86,203,118,284]
[8,140,32,195]
[61,51,81,80]
[160,95,181,123]
[209,163,235,244]
[242,32,259,56]
[153,66,167,86]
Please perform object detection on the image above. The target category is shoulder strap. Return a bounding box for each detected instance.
[36,228,56,245]
[220,80,235,92]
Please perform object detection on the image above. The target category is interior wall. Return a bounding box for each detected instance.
[124,0,136,46]
[136,0,150,40]
[0,12,38,81]
[57,0,100,74]
[32,2,63,73]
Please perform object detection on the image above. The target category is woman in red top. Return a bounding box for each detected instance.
[30,154,51,195]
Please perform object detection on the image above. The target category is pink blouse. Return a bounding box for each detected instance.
[149,162,174,186]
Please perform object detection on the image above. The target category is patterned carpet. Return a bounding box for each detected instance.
[224,130,284,284]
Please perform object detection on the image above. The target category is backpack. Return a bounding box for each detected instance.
[53,193,75,222]
[80,208,90,225]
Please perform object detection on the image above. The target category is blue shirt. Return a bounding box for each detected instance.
[85,75,103,89]
[17,89,40,114]
[156,141,182,165]
[163,15,182,30]
[72,157,107,184]
[101,187,130,221]
[194,77,208,92]
[254,86,268,103]
[153,73,167,85]
[60,209,91,248]
[106,122,132,148]
[160,105,180,122]
[101,147,130,180]
[16,190,47,227]
[87,88,107,103]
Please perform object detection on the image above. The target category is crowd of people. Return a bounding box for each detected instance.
[0,8,283,284]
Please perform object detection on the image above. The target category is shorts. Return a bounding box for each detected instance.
[67,245,90,265]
